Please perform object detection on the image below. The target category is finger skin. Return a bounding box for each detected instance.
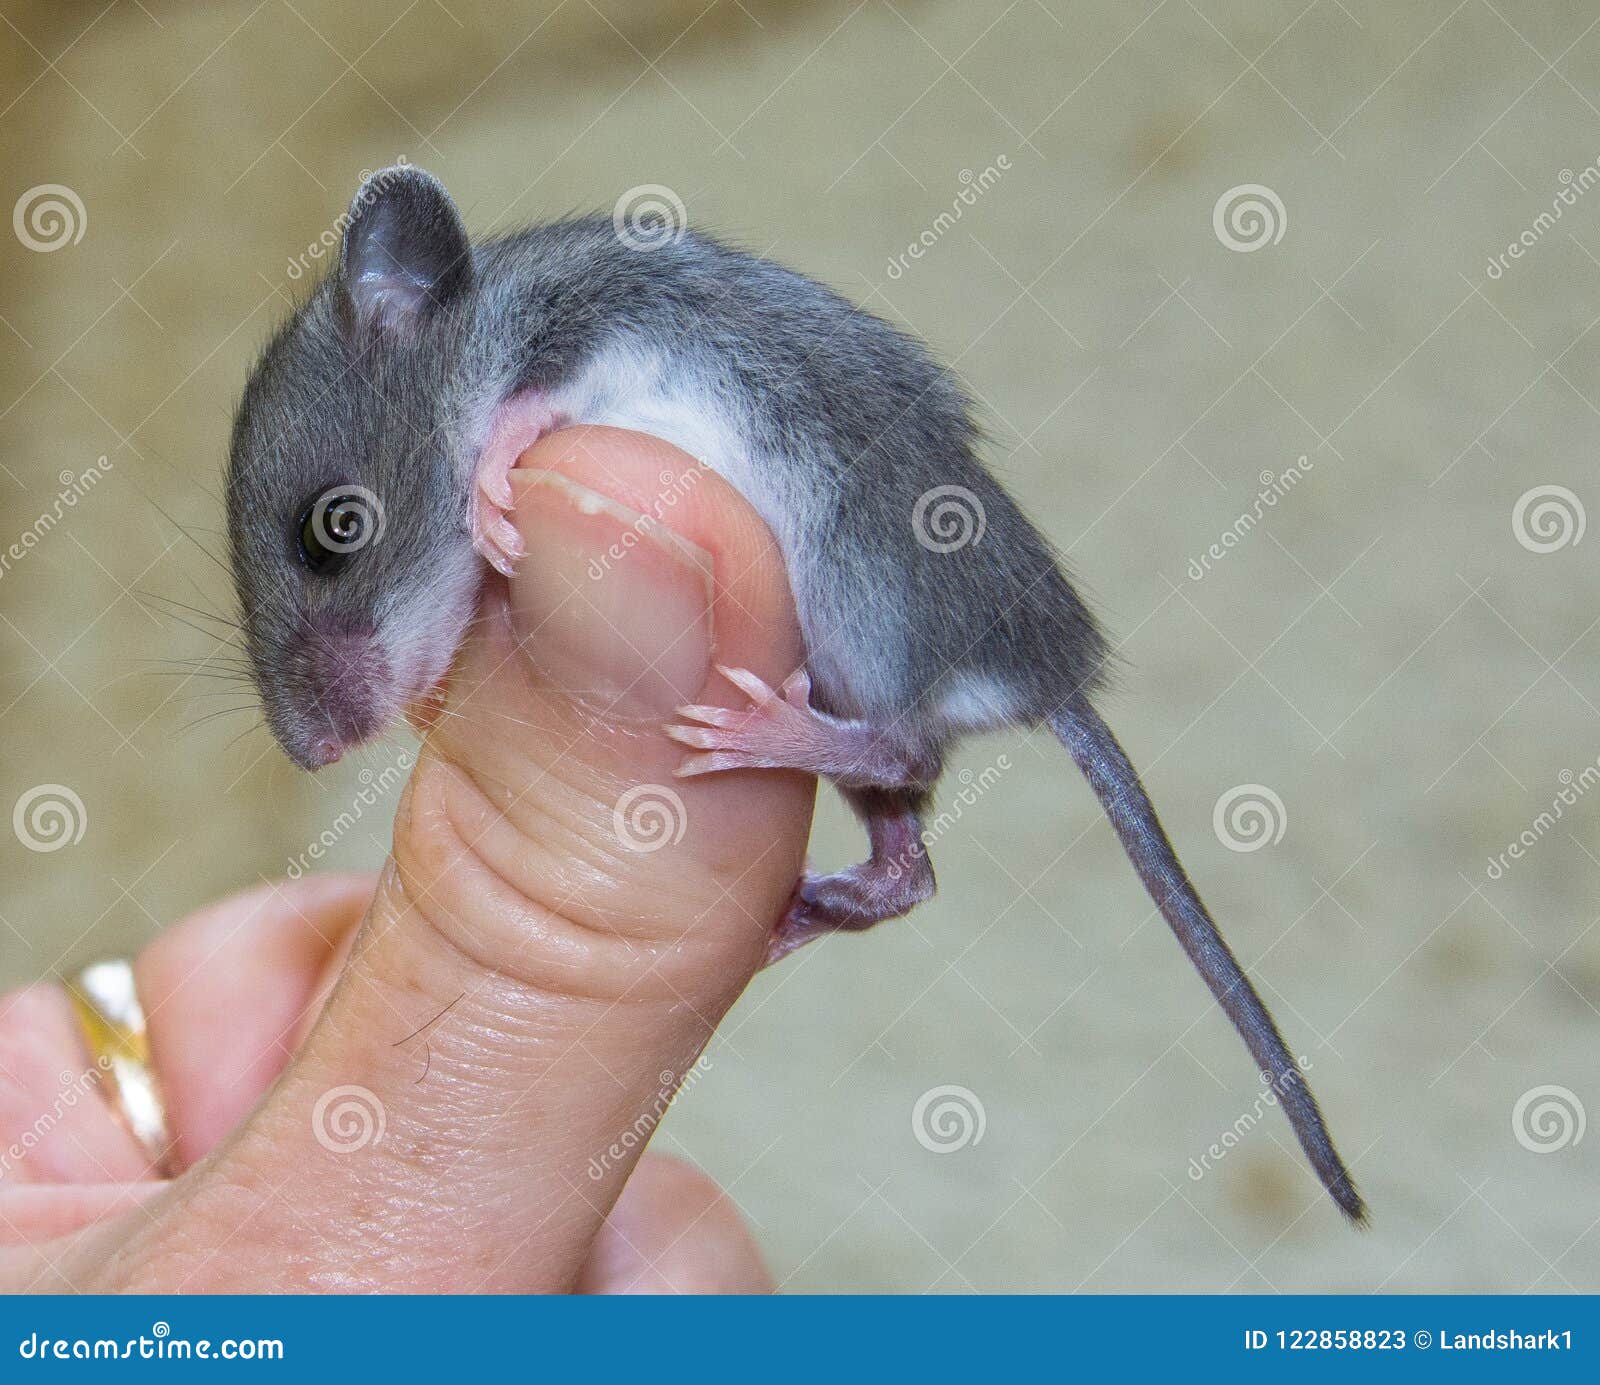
[578,1154,774,1294]
[0,877,374,1264]
[52,427,810,1293]
[0,986,150,1187]
[1,880,770,1293]
[137,873,378,1170]
[0,1183,160,1251]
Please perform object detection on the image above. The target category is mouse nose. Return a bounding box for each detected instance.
[283,729,352,772]
[283,624,391,768]
[304,737,344,768]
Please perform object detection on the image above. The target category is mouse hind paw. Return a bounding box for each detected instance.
[666,666,936,789]
[765,789,936,964]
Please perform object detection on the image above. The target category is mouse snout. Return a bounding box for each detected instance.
[282,623,392,769]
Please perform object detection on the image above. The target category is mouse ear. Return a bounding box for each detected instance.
[338,165,472,333]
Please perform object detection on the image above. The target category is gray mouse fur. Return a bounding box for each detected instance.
[225,166,1365,1224]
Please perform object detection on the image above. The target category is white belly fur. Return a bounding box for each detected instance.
[537,340,1019,735]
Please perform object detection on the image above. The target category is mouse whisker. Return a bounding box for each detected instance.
[137,588,243,631]
[177,704,261,736]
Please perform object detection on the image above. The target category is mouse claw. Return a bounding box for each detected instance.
[493,515,525,559]
[474,508,525,577]
[716,665,776,705]
[480,540,517,578]
[664,725,721,750]
[479,470,514,511]
[673,751,755,778]
[781,668,812,707]
[672,702,741,729]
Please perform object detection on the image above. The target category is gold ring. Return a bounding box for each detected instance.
[66,959,176,1177]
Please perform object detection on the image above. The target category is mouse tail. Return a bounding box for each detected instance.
[1049,692,1367,1224]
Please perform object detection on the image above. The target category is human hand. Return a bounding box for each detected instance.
[0,427,814,1292]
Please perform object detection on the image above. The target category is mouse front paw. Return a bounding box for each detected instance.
[472,457,526,577]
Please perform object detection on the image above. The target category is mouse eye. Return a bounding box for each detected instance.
[297,488,384,575]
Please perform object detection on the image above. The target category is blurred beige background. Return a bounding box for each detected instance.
[1,0,1597,1291]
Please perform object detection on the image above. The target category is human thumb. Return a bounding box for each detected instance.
[80,426,813,1292]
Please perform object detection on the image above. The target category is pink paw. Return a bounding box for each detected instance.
[472,456,525,577]
[666,665,815,777]
[470,390,571,576]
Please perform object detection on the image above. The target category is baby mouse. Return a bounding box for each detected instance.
[225,166,1365,1223]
